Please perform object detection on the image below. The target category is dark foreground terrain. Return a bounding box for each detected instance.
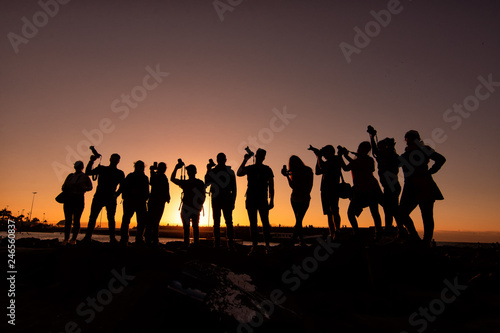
[2,235,500,333]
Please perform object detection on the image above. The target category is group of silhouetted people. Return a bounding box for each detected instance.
[59,127,446,252]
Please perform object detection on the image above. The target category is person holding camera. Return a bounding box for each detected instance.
[171,160,206,247]
[237,148,274,255]
[282,155,313,245]
[61,161,93,245]
[398,130,446,246]
[340,142,383,239]
[205,153,237,249]
[83,153,125,244]
[145,162,170,247]
[309,145,346,240]
[118,160,150,245]
[367,126,403,237]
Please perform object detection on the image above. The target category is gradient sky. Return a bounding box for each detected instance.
[1,0,499,238]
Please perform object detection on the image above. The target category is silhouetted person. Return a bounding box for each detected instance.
[237,148,274,255]
[309,145,346,240]
[398,130,446,246]
[61,161,92,245]
[118,160,149,245]
[340,142,383,239]
[145,162,170,247]
[83,153,125,244]
[171,161,205,247]
[368,126,403,236]
[205,153,236,249]
[282,155,313,245]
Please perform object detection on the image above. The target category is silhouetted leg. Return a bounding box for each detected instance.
[212,201,222,247]
[292,199,309,241]
[72,196,84,240]
[105,198,117,240]
[120,201,134,243]
[347,202,359,236]
[222,206,234,247]
[420,201,435,245]
[258,204,271,245]
[181,210,190,246]
[398,197,419,241]
[152,203,165,244]
[369,203,383,238]
[145,202,154,244]
[86,197,104,239]
[63,201,73,241]
[135,201,147,243]
[246,201,259,246]
[192,213,200,244]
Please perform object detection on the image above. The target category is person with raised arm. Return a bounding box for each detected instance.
[205,153,236,249]
[282,155,313,246]
[83,153,125,244]
[145,162,170,247]
[309,145,347,240]
[171,160,205,247]
[340,142,383,240]
[237,148,274,255]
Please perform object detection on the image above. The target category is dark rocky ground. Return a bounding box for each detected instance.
[2,235,500,333]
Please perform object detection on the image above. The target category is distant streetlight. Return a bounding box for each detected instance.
[29,192,37,221]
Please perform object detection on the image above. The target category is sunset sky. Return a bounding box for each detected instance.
[1,0,499,239]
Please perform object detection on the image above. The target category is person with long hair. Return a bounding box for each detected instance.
[282,155,313,245]
[398,130,446,245]
[340,142,383,239]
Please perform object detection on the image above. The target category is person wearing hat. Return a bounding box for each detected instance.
[61,161,93,245]
[398,130,446,246]
[171,161,206,247]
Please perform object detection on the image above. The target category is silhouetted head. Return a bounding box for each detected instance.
[404,130,421,147]
[289,155,305,171]
[255,148,266,164]
[216,153,227,165]
[357,141,372,156]
[321,145,336,160]
[186,164,197,178]
[110,153,120,166]
[74,161,84,172]
[134,160,145,173]
[158,162,167,174]
[378,138,396,154]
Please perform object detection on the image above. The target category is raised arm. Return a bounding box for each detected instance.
[170,162,183,186]
[237,154,251,177]
[85,156,98,176]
